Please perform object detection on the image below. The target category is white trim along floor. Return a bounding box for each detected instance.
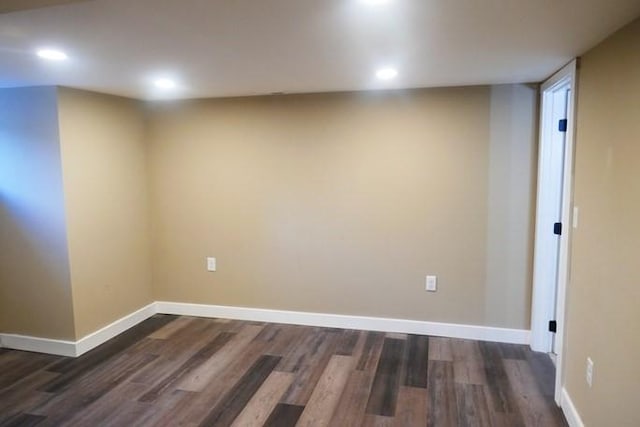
[0,301,529,357]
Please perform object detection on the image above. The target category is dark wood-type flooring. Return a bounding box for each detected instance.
[0,315,568,426]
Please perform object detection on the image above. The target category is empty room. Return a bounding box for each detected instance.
[0,0,638,426]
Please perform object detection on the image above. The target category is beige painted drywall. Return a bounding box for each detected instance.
[0,84,537,342]
[485,84,538,328]
[148,86,537,329]
[57,88,153,339]
[0,86,76,340]
[563,18,640,427]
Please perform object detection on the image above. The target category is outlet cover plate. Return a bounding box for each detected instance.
[207,257,216,272]
[426,275,437,292]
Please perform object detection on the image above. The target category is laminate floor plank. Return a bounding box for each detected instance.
[427,360,458,427]
[296,355,353,426]
[130,318,228,386]
[197,354,281,426]
[176,324,264,392]
[124,389,196,427]
[362,414,395,427]
[0,317,567,427]
[478,341,521,415]
[450,339,486,386]
[335,329,361,356]
[428,337,453,361]
[0,371,58,423]
[276,328,327,373]
[0,352,59,390]
[451,339,483,362]
[148,315,193,340]
[489,411,527,427]
[223,319,258,333]
[403,334,429,388]
[62,381,150,427]
[41,315,176,392]
[261,324,308,357]
[329,370,373,426]
[165,336,272,425]
[453,359,486,385]
[0,413,46,427]
[30,352,158,424]
[138,331,235,402]
[356,331,385,372]
[230,370,294,427]
[498,343,527,360]
[454,383,492,427]
[525,350,557,398]
[263,403,304,427]
[503,360,568,427]
[385,332,408,340]
[365,337,406,417]
[279,329,340,405]
[394,386,428,427]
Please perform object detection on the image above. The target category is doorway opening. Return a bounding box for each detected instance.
[530,60,577,404]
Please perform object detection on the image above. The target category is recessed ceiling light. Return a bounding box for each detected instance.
[153,78,177,89]
[376,68,398,81]
[36,48,68,61]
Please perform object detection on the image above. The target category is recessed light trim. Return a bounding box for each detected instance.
[36,48,68,61]
[153,78,177,89]
[376,68,398,81]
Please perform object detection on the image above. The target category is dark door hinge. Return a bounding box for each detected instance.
[558,119,568,132]
[549,320,557,333]
[554,222,562,236]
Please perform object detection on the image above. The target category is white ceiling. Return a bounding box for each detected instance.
[0,0,639,100]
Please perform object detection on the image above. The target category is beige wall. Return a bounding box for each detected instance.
[148,86,537,329]
[0,86,75,339]
[57,88,153,339]
[485,84,538,328]
[564,18,640,426]
[1,84,537,343]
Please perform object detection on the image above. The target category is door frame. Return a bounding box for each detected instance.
[530,59,577,404]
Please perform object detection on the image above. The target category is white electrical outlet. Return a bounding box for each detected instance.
[425,275,437,292]
[586,357,594,387]
[573,206,579,229]
[207,257,216,272]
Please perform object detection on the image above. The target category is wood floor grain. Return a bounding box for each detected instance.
[365,338,405,417]
[230,370,294,427]
[198,355,281,426]
[0,315,568,426]
[296,355,353,426]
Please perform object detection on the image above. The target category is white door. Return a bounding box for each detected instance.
[533,84,568,354]
[531,70,573,355]
[548,86,569,354]
[532,84,570,353]
[531,60,578,405]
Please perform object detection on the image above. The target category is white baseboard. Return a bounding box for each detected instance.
[0,301,530,357]
[0,302,157,357]
[0,333,77,357]
[75,303,157,356]
[560,387,585,427]
[155,301,530,344]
